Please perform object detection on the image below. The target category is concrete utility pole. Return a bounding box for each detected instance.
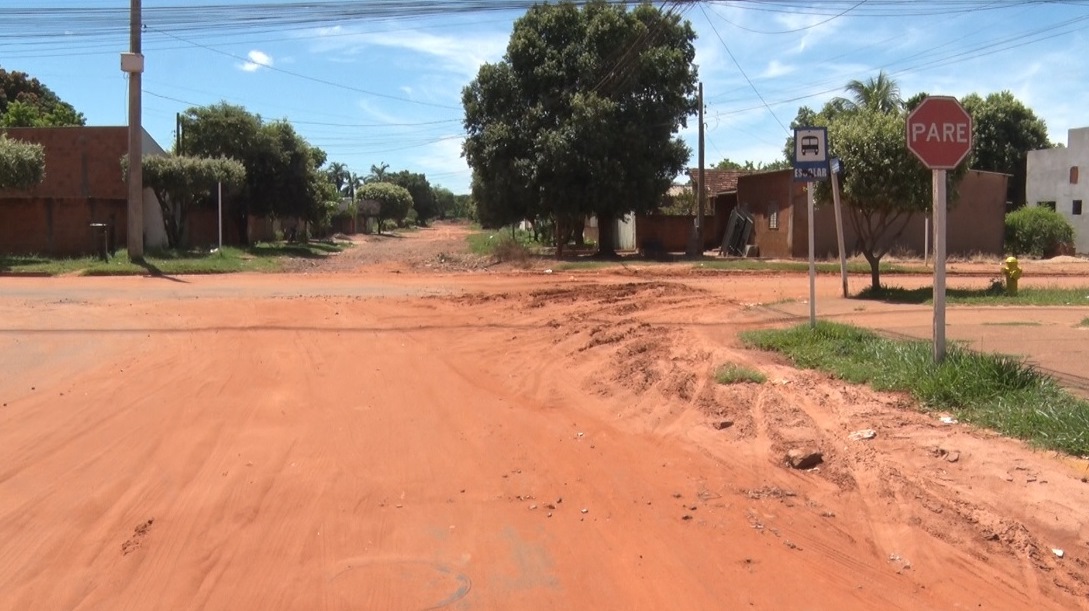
[125,0,144,259]
[689,82,705,257]
[697,82,705,256]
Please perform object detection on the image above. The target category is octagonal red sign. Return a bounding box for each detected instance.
[905,96,973,169]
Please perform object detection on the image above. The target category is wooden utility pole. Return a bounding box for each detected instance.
[125,0,144,258]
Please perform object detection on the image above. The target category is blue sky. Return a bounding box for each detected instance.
[5,1,1089,194]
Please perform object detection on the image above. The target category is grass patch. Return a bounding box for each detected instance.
[699,259,919,274]
[1080,317,1089,328]
[981,321,1042,327]
[715,363,767,385]
[467,228,536,264]
[857,284,1089,306]
[0,240,346,276]
[742,321,1089,455]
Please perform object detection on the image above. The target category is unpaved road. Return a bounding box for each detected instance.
[2,224,1089,610]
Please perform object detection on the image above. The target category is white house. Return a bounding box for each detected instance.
[1026,127,1089,254]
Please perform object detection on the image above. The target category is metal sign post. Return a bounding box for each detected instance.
[792,127,830,329]
[829,157,848,298]
[905,96,973,362]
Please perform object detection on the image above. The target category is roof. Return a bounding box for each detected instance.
[686,168,750,196]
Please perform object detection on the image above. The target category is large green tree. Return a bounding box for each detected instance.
[463,0,698,256]
[388,170,437,225]
[179,102,332,243]
[432,186,456,220]
[832,70,903,115]
[788,73,970,289]
[132,155,246,249]
[0,134,45,189]
[356,182,412,233]
[817,109,938,289]
[961,91,1051,206]
[0,67,85,127]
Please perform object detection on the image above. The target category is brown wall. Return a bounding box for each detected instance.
[811,170,1008,258]
[0,197,127,256]
[736,170,807,258]
[636,193,737,253]
[1,127,132,255]
[738,169,1007,259]
[0,127,129,200]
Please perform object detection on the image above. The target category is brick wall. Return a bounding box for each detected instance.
[0,127,129,200]
[0,197,127,256]
[811,170,1007,258]
[0,127,132,255]
[739,169,1007,260]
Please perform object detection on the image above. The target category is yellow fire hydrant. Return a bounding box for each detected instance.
[1001,256,1022,296]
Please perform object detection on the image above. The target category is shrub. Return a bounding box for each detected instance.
[1005,206,1075,257]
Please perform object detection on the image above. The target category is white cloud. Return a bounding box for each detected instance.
[238,49,273,72]
[760,60,794,79]
[307,26,507,78]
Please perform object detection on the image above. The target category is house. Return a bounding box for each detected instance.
[634,168,749,253]
[735,168,1008,259]
[0,126,168,255]
[1026,127,1089,254]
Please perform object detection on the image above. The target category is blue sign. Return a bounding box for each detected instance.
[793,127,829,182]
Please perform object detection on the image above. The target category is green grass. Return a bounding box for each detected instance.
[698,259,920,274]
[857,284,1089,306]
[742,321,1089,455]
[1080,317,1089,328]
[715,363,767,385]
[0,240,346,276]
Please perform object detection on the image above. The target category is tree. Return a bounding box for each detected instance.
[366,162,390,183]
[388,170,436,225]
[0,67,86,127]
[179,102,331,243]
[326,161,351,197]
[714,158,789,172]
[961,91,1052,207]
[450,193,475,220]
[356,182,412,233]
[463,0,698,256]
[816,109,966,289]
[0,134,45,189]
[432,186,456,220]
[832,70,903,115]
[130,155,246,248]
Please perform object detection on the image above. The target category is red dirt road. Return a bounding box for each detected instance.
[2,225,1089,610]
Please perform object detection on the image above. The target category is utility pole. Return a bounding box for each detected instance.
[124,0,144,259]
[689,82,705,257]
[697,81,705,256]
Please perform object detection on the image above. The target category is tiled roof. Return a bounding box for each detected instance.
[687,168,750,196]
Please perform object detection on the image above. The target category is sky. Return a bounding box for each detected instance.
[4,1,1089,194]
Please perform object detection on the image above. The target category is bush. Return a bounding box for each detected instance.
[1005,206,1075,257]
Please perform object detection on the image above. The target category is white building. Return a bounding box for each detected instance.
[1026,127,1089,254]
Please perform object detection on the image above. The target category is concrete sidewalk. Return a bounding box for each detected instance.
[762,295,1089,398]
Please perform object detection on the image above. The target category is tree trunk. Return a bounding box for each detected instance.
[864,250,881,290]
[555,217,565,259]
[597,212,616,257]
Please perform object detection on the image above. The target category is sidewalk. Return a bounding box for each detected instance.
[763,295,1089,398]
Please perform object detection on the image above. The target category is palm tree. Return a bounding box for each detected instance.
[366,162,390,183]
[832,70,903,114]
[326,161,350,196]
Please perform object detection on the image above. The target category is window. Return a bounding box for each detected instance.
[1072,166,1080,184]
[1074,200,1083,216]
[768,201,779,230]
[1038,201,1057,211]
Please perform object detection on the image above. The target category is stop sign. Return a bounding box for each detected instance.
[905,96,973,169]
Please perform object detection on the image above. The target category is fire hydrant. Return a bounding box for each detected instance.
[1001,256,1022,296]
